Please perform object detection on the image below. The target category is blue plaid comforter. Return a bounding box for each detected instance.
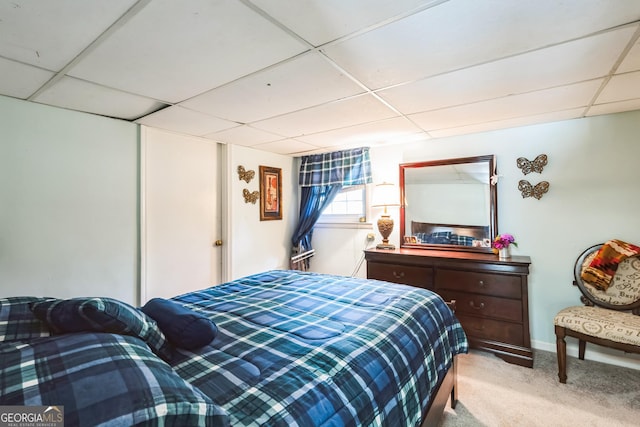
[0,332,229,426]
[170,270,468,427]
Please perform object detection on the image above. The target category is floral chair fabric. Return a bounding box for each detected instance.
[554,305,640,346]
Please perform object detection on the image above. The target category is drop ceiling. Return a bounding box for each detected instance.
[2,0,640,156]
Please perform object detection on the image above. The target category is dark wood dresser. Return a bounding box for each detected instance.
[365,248,533,367]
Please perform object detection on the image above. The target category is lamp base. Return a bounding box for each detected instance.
[376,243,396,250]
[376,214,395,251]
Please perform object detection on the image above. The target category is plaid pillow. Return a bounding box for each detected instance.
[414,232,428,243]
[30,297,173,361]
[449,234,475,246]
[0,297,53,342]
[0,332,229,426]
[426,231,451,244]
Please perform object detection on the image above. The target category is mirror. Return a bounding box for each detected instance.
[399,155,497,253]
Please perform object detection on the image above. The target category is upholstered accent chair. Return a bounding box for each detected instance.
[554,244,640,383]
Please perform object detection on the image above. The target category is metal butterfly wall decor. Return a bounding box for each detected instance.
[518,180,549,200]
[516,154,547,175]
[243,188,260,204]
[237,165,255,183]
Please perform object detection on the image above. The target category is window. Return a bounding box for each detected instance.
[318,185,368,223]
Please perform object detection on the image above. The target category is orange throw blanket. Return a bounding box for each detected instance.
[581,239,640,291]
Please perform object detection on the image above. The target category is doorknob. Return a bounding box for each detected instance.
[214,240,223,246]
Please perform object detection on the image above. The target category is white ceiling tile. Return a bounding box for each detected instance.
[204,125,284,146]
[249,0,445,46]
[410,80,602,131]
[323,0,640,89]
[68,0,308,103]
[32,76,165,120]
[2,1,640,156]
[429,108,585,138]
[181,52,365,123]
[378,27,635,114]
[587,99,640,117]
[617,27,640,73]
[0,0,136,70]
[253,139,319,155]
[297,117,425,147]
[251,94,398,137]
[136,106,237,136]
[0,58,54,98]
[596,71,640,104]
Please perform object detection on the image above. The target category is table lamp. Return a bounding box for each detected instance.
[372,182,400,250]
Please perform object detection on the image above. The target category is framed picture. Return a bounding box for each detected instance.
[404,236,418,244]
[259,166,282,221]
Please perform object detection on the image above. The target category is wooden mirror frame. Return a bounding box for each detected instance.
[399,155,498,253]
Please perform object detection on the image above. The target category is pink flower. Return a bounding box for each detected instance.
[492,233,517,249]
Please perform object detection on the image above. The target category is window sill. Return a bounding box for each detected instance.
[315,221,374,229]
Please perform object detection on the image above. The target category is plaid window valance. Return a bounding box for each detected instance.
[298,147,372,187]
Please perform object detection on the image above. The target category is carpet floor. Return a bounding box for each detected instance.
[439,349,640,426]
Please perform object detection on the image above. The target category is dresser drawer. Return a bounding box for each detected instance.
[367,262,433,289]
[438,290,523,323]
[365,249,532,366]
[456,313,524,346]
[435,269,522,299]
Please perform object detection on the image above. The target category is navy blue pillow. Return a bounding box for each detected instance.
[29,297,172,360]
[141,298,217,350]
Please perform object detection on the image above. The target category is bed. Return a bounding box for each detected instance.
[0,270,468,426]
[411,221,490,247]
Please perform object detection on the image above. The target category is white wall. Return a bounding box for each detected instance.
[0,96,298,304]
[311,110,640,368]
[5,92,638,368]
[0,96,139,303]
[226,144,297,280]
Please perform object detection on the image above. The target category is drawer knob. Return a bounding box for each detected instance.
[469,301,485,310]
[392,271,405,279]
[478,280,485,287]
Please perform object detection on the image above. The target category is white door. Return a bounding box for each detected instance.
[141,127,223,302]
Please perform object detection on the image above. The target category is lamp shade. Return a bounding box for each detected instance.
[372,182,400,208]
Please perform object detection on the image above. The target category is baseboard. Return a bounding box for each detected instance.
[532,339,640,370]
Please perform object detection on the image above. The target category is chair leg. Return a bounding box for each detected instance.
[578,340,586,360]
[555,325,567,384]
